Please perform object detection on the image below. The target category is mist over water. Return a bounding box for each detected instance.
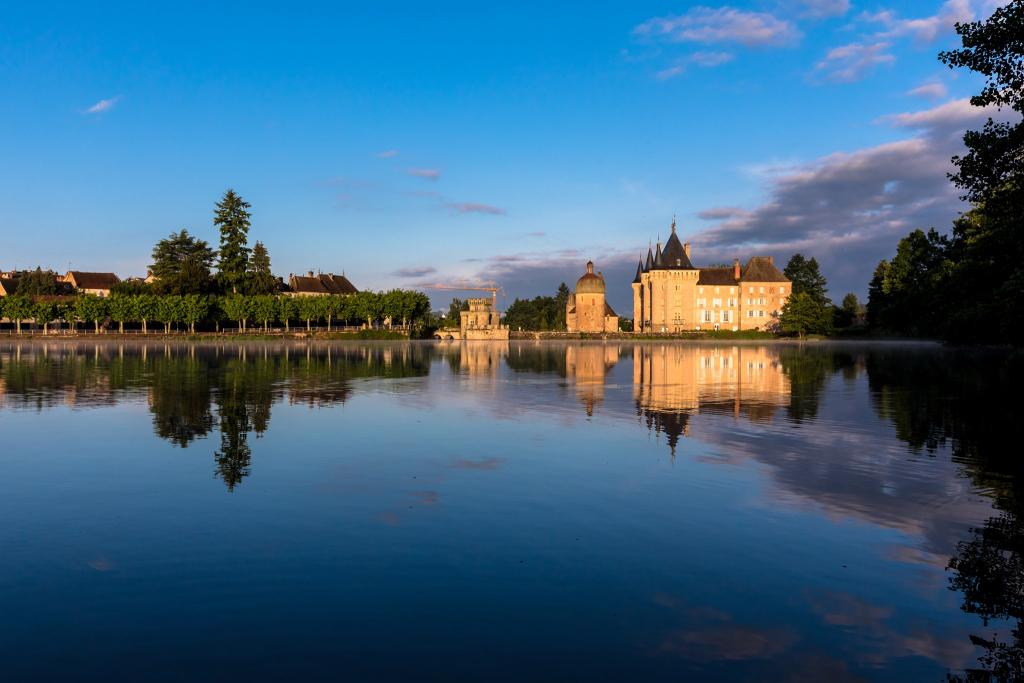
[0,341,1020,682]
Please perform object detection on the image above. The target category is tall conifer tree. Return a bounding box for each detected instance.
[214,189,252,294]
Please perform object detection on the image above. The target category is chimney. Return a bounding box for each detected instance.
[684,242,691,259]
[733,258,740,280]
[767,256,773,265]
[307,270,314,278]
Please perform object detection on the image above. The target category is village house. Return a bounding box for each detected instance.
[566,261,619,333]
[286,271,358,297]
[631,219,791,333]
[0,276,18,297]
[62,271,120,297]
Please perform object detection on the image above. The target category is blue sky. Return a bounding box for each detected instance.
[0,1,1010,311]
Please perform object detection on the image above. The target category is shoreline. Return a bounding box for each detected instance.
[0,331,943,346]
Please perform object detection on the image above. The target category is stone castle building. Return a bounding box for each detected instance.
[566,261,619,333]
[632,220,790,333]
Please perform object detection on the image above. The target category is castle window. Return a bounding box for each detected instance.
[759,286,765,294]
[748,287,754,294]
[728,298,736,307]
[715,287,720,294]
[703,310,713,322]
[699,287,704,294]
[712,298,722,308]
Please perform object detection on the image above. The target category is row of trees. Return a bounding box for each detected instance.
[0,290,431,334]
[867,4,1023,345]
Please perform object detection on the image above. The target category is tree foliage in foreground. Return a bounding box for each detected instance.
[872,3,1024,344]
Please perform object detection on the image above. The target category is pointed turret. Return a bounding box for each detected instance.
[633,260,643,284]
[654,242,664,269]
[644,248,654,271]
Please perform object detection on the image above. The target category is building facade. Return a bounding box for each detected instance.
[566,261,619,333]
[631,221,790,333]
[460,297,510,340]
[62,271,120,297]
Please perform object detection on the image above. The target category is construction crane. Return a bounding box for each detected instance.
[421,282,504,311]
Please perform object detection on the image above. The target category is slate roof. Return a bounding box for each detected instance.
[657,231,695,270]
[741,257,788,282]
[633,260,644,284]
[697,267,737,286]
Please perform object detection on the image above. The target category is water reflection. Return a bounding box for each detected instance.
[1,340,1021,680]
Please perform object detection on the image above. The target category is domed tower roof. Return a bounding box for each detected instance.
[576,261,606,294]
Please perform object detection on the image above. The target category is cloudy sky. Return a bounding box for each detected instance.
[0,0,1013,311]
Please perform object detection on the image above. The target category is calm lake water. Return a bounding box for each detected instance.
[0,340,1020,682]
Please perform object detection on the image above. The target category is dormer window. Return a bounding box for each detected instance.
[676,259,681,266]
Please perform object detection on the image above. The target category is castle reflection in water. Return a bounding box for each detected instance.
[568,344,790,454]
[0,341,794,462]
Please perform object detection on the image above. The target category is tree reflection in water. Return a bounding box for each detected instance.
[866,348,1024,681]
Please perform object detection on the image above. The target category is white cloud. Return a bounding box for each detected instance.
[881,96,1007,131]
[797,0,851,18]
[655,51,735,80]
[84,96,120,114]
[406,168,442,181]
[907,82,949,100]
[812,42,895,83]
[376,149,399,158]
[690,50,736,67]
[447,202,505,215]
[862,0,974,43]
[635,6,801,47]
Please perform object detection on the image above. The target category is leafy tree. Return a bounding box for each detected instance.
[4,296,32,334]
[33,300,56,334]
[352,291,383,328]
[296,296,321,331]
[940,1,1024,206]
[111,279,153,296]
[779,291,832,337]
[16,267,59,296]
[155,296,182,334]
[934,4,1024,344]
[107,295,135,334]
[214,189,252,294]
[321,295,343,331]
[866,228,950,337]
[247,241,276,295]
[135,294,159,334]
[221,295,251,331]
[783,254,830,306]
[180,295,210,333]
[250,295,277,332]
[502,295,561,331]
[277,296,298,332]
[445,298,465,328]
[75,294,108,334]
[555,282,570,329]
[149,229,216,295]
[834,292,864,329]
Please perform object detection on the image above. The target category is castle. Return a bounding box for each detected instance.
[631,220,790,333]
